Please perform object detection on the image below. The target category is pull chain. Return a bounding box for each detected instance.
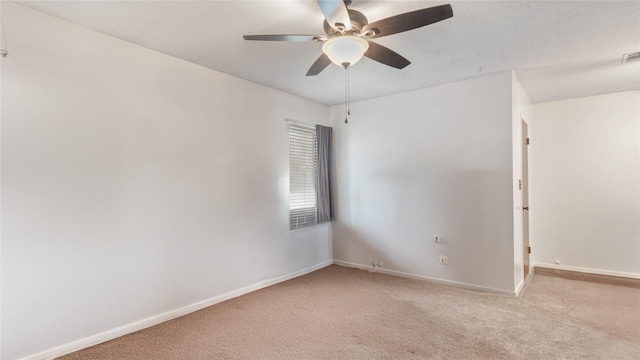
[344,65,351,124]
[347,66,351,116]
[344,66,348,123]
[0,11,8,58]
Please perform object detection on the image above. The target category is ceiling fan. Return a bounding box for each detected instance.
[243,0,453,76]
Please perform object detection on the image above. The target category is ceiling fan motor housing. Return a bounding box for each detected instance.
[323,10,369,37]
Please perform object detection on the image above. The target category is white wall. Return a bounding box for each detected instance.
[511,73,533,292]
[1,3,331,359]
[530,91,640,278]
[330,72,516,293]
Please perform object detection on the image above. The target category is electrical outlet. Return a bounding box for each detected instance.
[439,255,448,265]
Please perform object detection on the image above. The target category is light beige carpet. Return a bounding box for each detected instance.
[58,265,640,359]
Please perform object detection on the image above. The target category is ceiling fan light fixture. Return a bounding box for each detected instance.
[322,35,369,68]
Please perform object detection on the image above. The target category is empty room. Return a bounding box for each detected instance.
[1,1,639,359]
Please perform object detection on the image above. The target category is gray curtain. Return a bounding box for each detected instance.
[316,125,333,222]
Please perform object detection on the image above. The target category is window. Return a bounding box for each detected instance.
[289,121,317,230]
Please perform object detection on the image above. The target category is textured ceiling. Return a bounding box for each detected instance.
[13,0,640,105]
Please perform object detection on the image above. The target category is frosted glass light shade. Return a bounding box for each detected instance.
[322,35,369,68]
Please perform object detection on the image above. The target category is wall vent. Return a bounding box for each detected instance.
[622,51,640,63]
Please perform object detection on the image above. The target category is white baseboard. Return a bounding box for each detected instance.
[333,260,515,296]
[532,262,640,279]
[514,278,525,297]
[19,260,334,360]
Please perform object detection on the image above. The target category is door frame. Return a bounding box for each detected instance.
[521,118,530,279]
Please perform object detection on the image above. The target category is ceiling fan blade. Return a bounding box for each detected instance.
[362,4,453,38]
[306,53,332,76]
[316,0,352,30]
[364,42,411,69]
[243,35,322,42]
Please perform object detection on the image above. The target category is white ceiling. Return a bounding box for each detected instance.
[14,0,640,105]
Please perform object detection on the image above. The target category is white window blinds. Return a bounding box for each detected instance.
[289,121,317,230]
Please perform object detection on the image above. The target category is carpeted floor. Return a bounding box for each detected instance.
[58,265,640,359]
